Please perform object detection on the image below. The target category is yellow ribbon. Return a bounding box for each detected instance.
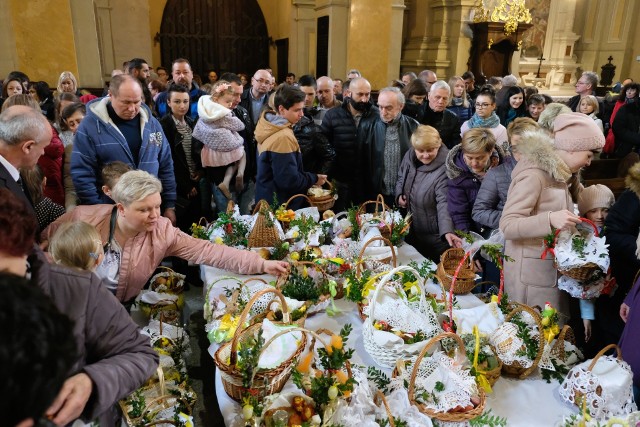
[473,325,492,393]
[543,323,560,343]
[361,271,390,298]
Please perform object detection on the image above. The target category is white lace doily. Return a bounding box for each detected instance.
[395,351,478,413]
[489,312,539,369]
[554,229,609,273]
[559,356,637,420]
[558,275,606,299]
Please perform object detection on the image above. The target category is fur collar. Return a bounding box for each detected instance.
[514,130,572,182]
[445,142,507,180]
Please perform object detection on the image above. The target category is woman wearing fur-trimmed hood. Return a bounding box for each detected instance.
[499,113,605,316]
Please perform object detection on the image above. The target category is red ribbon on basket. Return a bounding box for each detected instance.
[443,250,472,332]
[539,217,599,260]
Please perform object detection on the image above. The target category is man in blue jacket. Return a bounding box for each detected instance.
[154,58,206,120]
[71,74,177,223]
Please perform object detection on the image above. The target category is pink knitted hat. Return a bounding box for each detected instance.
[553,112,605,152]
[578,184,615,215]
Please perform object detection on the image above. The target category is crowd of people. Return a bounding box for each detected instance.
[2,57,640,424]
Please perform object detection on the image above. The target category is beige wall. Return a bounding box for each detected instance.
[573,0,640,83]
[6,0,78,85]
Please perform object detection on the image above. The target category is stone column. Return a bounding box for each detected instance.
[70,1,104,87]
[290,0,317,76]
[315,0,350,80]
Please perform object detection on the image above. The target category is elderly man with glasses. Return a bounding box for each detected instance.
[567,71,603,115]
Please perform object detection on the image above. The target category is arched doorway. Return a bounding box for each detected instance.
[159,0,269,78]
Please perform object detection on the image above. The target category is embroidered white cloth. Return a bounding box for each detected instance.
[258,319,303,369]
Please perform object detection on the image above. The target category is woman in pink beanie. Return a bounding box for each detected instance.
[499,112,605,317]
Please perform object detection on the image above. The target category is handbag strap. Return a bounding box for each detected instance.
[104,205,118,252]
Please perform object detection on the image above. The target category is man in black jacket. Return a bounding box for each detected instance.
[240,69,271,126]
[221,72,257,214]
[294,75,335,175]
[320,77,379,210]
[420,80,461,148]
[359,87,418,204]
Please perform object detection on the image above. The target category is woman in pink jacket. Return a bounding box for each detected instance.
[44,170,288,304]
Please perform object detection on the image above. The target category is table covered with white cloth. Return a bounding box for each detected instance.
[201,244,577,426]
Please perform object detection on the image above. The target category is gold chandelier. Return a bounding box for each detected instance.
[473,0,532,35]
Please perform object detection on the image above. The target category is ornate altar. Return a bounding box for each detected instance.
[468,0,533,85]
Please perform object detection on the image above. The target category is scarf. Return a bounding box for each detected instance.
[451,97,464,107]
[505,108,518,125]
[468,111,500,129]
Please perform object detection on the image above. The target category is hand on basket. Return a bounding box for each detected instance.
[264,260,289,276]
[45,372,93,425]
[315,174,327,186]
[445,232,463,248]
[620,302,630,323]
[549,210,581,230]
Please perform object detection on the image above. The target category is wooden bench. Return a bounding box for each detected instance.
[582,158,627,198]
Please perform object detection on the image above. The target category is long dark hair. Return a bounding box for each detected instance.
[497,86,526,124]
[618,82,640,103]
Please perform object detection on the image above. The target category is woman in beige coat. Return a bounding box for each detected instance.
[499,113,605,316]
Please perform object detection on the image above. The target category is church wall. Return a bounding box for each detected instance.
[5,0,79,85]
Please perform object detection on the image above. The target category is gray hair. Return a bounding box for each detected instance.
[379,87,405,104]
[429,80,451,95]
[502,74,518,86]
[582,71,599,89]
[538,103,572,132]
[347,69,361,77]
[0,105,50,147]
[111,170,162,206]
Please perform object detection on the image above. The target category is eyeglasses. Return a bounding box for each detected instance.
[253,78,270,85]
[475,102,492,108]
[576,81,588,85]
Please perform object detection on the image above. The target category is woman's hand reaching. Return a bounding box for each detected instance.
[264,260,289,276]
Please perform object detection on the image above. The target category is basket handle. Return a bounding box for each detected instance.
[504,303,546,378]
[357,236,398,272]
[443,249,472,331]
[284,194,313,209]
[407,332,466,405]
[375,391,395,427]
[544,217,600,258]
[205,276,244,304]
[253,199,271,215]
[230,287,289,366]
[364,265,424,330]
[587,344,622,371]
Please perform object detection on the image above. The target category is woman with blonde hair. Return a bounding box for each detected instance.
[43,170,288,305]
[49,221,103,271]
[396,125,462,261]
[57,71,79,96]
[447,76,473,126]
[446,127,506,233]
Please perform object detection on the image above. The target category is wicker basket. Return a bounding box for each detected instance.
[120,368,194,427]
[248,200,281,248]
[436,248,476,294]
[357,194,393,240]
[500,303,545,379]
[214,288,307,402]
[571,344,623,409]
[307,181,336,212]
[150,266,186,294]
[551,325,577,363]
[357,236,398,271]
[276,261,331,316]
[363,265,440,368]
[550,218,603,280]
[406,332,486,422]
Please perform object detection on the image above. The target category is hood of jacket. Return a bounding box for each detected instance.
[445,142,507,180]
[197,95,232,122]
[87,96,151,129]
[254,111,291,145]
[514,130,572,182]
